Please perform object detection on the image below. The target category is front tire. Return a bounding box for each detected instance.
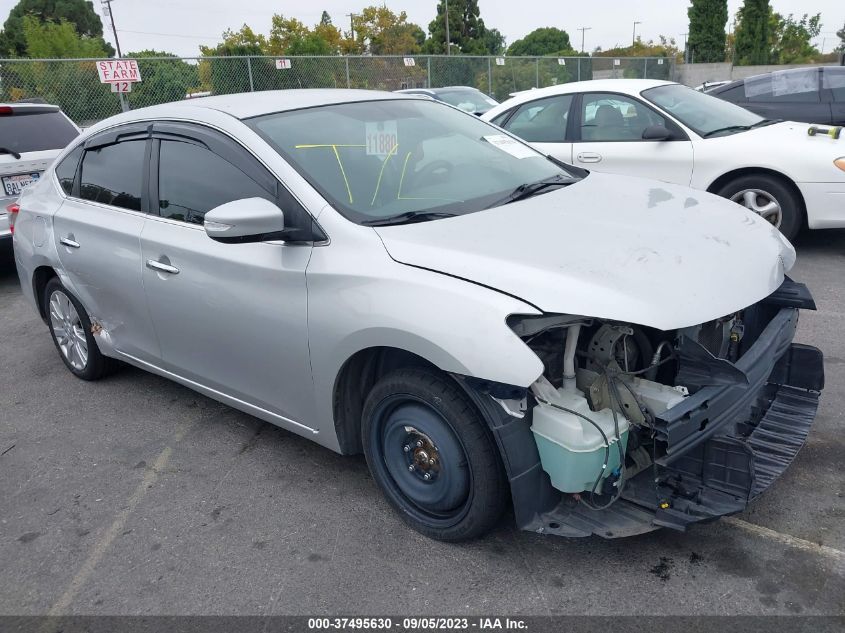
[362,368,508,541]
[44,278,116,380]
[716,174,803,242]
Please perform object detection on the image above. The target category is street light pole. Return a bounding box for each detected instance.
[578,27,592,54]
[444,0,450,55]
[632,21,642,47]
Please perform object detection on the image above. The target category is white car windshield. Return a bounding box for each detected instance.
[246,99,574,225]
[642,84,765,137]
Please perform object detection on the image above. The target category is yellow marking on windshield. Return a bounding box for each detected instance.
[332,144,354,204]
[397,151,413,199]
[371,144,399,206]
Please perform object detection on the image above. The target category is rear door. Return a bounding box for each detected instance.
[51,124,160,362]
[0,107,79,205]
[571,92,694,185]
[497,94,575,162]
[743,68,832,124]
[139,123,316,427]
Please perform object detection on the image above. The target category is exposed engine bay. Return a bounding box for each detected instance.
[495,281,824,535]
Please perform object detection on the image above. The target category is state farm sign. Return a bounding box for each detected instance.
[96,59,142,84]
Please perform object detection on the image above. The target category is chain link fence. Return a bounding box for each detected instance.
[0,55,674,126]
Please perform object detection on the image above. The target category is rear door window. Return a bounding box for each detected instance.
[745,69,821,103]
[823,69,845,103]
[0,110,79,154]
[79,140,146,211]
[502,95,574,142]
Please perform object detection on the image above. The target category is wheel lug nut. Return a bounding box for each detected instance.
[416,440,423,448]
[403,445,410,452]
[408,464,415,471]
[429,458,436,465]
[423,473,432,480]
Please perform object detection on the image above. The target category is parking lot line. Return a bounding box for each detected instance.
[723,516,845,567]
[46,419,196,616]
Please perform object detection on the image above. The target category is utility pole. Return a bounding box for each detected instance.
[632,21,642,46]
[346,13,357,42]
[100,0,122,57]
[444,0,450,55]
[578,27,592,54]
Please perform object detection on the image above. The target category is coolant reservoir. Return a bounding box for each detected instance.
[531,378,630,494]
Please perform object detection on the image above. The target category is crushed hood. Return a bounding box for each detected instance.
[374,172,795,331]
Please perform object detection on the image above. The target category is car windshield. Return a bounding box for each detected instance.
[435,89,498,113]
[642,84,764,137]
[0,110,78,153]
[246,99,573,224]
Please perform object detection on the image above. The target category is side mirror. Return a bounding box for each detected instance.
[642,125,673,141]
[204,197,286,243]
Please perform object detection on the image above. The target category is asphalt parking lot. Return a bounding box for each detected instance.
[0,232,843,618]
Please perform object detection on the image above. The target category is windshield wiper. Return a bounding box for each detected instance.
[490,174,574,207]
[0,147,22,159]
[702,125,753,138]
[362,211,458,227]
[750,118,781,128]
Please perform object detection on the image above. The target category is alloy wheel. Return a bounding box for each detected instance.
[49,290,88,371]
[730,188,783,228]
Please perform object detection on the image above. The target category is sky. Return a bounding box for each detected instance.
[0,0,842,58]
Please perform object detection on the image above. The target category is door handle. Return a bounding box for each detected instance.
[577,152,602,163]
[146,259,180,275]
[60,237,80,249]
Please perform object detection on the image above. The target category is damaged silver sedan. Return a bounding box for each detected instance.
[11,90,824,541]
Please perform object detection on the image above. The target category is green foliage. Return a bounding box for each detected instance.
[347,6,425,55]
[734,0,771,65]
[507,28,575,57]
[199,25,265,95]
[770,13,822,64]
[0,0,114,57]
[424,0,494,54]
[836,22,845,53]
[20,14,109,57]
[126,50,200,108]
[687,0,728,62]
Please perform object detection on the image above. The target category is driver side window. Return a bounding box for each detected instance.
[580,93,667,142]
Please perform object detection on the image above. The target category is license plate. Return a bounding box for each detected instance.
[2,172,41,197]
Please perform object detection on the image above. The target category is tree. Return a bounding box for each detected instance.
[347,6,424,55]
[835,21,844,53]
[483,28,506,55]
[424,0,492,55]
[127,50,199,108]
[770,13,822,64]
[20,14,108,57]
[687,0,728,62]
[0,0,114,57]
[200,25,266,95]
[734,0,771,65]
[507,28,575,57]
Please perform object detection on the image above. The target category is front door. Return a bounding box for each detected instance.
[573,92,695,186]
[139,129,316,427]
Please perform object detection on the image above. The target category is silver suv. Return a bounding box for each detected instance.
[12,90,824,542]
[1,102,79,242]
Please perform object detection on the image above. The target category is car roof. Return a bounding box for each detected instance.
[486,79,676,114]
[131,89,422,120]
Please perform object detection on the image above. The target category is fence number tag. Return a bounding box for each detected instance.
[557,58,566,65]
[110,81,132,93]
[483,135,536,159]
[658,59,664,65]
[403,57,415,67]
[365,121,398,157]
[275,59,292,70]
[495,57,505,66]
[614,59,621,66]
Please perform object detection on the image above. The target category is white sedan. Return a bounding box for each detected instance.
[483,79,845,240]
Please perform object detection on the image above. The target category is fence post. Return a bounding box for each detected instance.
[535,57,540,88]
[643,58,648,79]
[345,57,351,88]
[247,57,254,92]
[487,57,492,96]
[577,57,581,82]
[427,56,431,88]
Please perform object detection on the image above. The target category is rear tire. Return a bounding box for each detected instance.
[716,174,803,242]
[44,278,117,381]
[362,368,508,541]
